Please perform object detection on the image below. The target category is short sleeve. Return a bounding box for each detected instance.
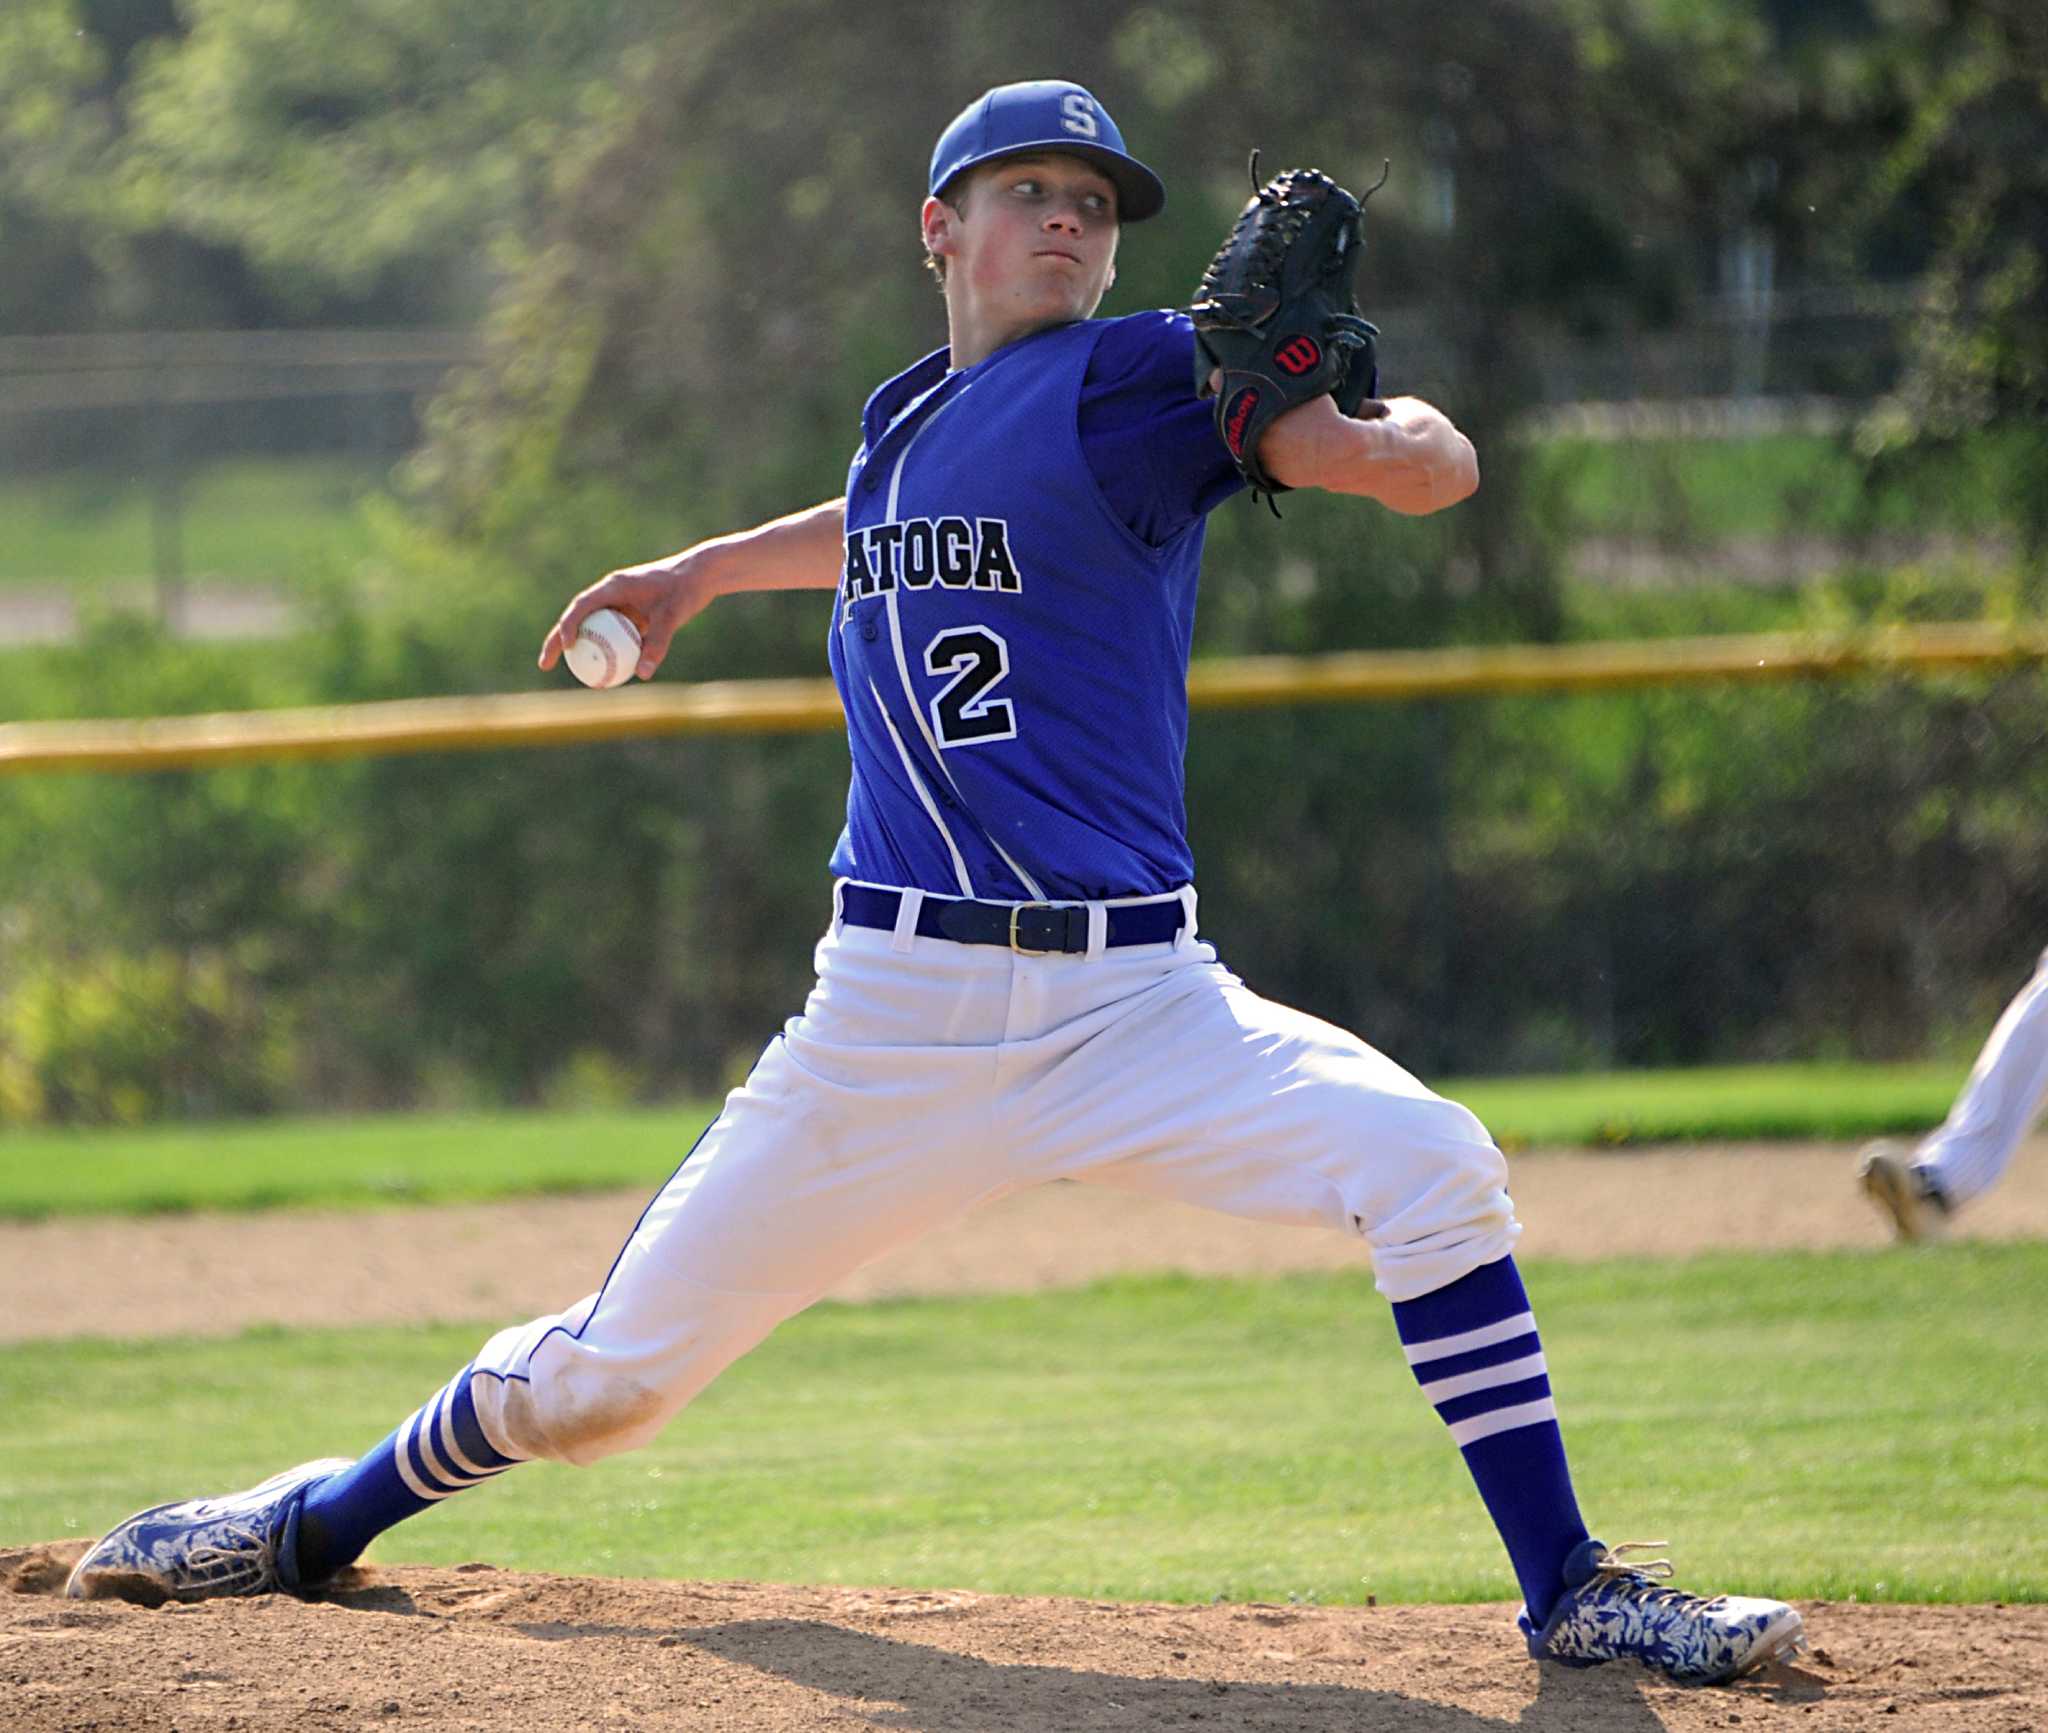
[1079,311,1246,546]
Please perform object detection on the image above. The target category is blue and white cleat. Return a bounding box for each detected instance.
[1523,1539,1805,1686]
[65,1458,353,1605]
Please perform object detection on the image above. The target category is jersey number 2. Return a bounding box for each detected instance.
[924,626,1016,746]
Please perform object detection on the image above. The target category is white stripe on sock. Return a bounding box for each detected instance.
[1418,1350,1549,1406]
[392,1409,461,1502]
[1402,1311,1538,1367]
[415,1391,495,1491]
[1447,1396,1559,1447]
[435,1379,501,1481]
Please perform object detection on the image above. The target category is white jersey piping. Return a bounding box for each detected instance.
[858,376,1043,902]
[867,675,976,897]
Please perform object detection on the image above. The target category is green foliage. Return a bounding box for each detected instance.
[7,545,2048,1112]
[6,3,2047,1116]
[0,0,605,329]
[0,2,113,229]
[1430,668,2048,1073]
[0,946,294,1126]
[380,0,1777,642]
[1858,1,2048,422]
[0,471,843,1113]
[117,1,630,292]
[11,426,2035,609]
[1809,1,2048,567]
[6,1249,2045,1603]
[1532,426,2033,547]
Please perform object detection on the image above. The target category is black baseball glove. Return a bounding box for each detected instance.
[1190,156,1386,507]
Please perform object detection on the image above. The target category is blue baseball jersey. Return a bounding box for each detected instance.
[827,310,1241,902]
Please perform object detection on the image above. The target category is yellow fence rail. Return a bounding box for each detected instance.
[4,622,2045,778]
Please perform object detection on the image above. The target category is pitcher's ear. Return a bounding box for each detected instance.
[922,194,959,260]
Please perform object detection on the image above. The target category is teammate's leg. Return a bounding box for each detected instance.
[1858,946,2048,1240]
[1912,945,2048,1209]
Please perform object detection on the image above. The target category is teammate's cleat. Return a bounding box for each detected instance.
[1857,1141,1951,1243]
[1523,1539,1805,1687]
[65,1458,353,1605]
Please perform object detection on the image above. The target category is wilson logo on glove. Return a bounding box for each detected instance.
[1274,335,1323,375]
[1224,387,1261,457]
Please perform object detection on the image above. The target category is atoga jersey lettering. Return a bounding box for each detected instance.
[827,311,1243,902]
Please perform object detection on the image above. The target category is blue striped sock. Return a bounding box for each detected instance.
[293,1362,528,1583]
[1391,1256,1589,1625]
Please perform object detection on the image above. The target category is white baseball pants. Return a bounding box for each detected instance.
[467,887,1520,1467]
[1916,944,2048,1208]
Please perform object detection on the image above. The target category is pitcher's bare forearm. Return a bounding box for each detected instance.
[540,498,847,679]
[1259,395,1478,516]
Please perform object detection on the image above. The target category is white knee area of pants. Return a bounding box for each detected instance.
[466,1281,798,1467]
[1354,1101,1521,1303]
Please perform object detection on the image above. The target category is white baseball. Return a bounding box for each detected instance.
[564,608,643,690]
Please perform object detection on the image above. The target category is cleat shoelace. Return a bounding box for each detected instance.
[183,1520,274,1590]
[1583,1541,1728,1618]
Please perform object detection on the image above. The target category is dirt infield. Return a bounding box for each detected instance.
[7,1139,2044,1731]
[7,1544,2045,1732]
[6,1137,2047,1344]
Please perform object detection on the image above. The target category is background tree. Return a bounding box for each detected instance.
[8,0,2043,1115]
[1849,0,2048,573]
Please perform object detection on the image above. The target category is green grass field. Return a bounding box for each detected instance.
[5,1248,2042,1604]
[0,1106,722,1219]
[1445,1061,1970,1150]
[0,1061,1972,1221]
[0,457,386,589]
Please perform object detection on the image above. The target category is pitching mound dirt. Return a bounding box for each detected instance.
[8,1542,2046,1733]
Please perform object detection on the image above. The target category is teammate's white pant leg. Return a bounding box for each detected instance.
[1915,945,2048,1209]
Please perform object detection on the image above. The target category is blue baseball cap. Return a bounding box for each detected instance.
[929,80,1165,223]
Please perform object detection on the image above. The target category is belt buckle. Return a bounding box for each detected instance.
[1009,902,1054,956]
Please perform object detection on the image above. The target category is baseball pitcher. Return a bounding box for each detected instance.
[68,79,1802,1687]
